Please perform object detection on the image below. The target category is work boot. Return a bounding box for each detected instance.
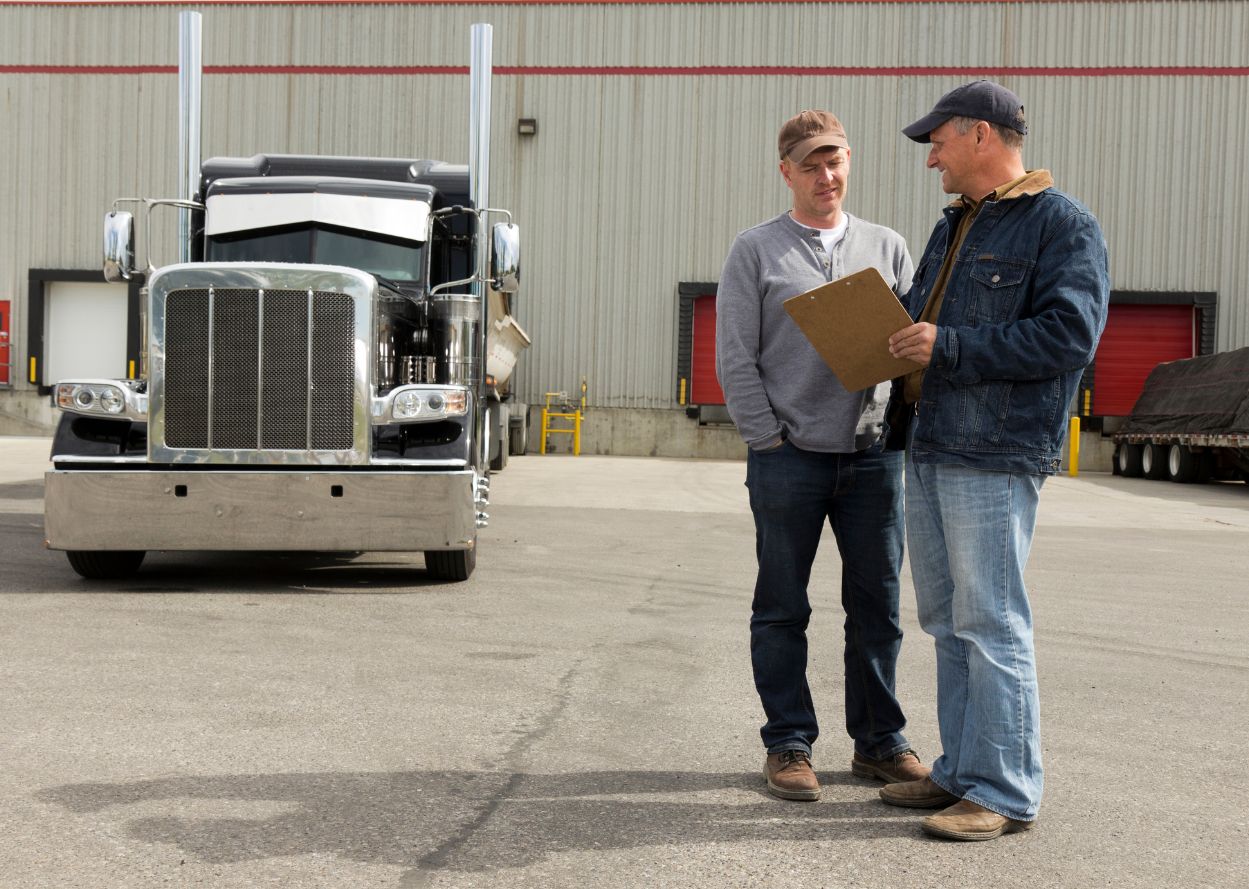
[921,799,1036,841]
[851,749,930,783]
[878,776,960,809]
[764,750,821,801]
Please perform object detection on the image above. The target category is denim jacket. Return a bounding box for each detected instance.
[888,183,1109,475]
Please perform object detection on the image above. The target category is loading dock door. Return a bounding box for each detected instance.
[690,294,725,405]
[43,280,129,383]
[1093,304,1194,416]
[0,300,10,386]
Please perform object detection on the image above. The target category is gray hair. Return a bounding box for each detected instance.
[950,115,1024,151]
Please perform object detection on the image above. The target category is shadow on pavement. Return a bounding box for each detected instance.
[40,769,919,877]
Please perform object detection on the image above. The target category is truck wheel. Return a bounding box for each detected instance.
[487,405,508,472]
[489,436,508,472]
[425,547,476,582]
[1141,442,1169,479]
[1168,444,1200,483]
[1116,443,1143,477]
[66,550,146,580]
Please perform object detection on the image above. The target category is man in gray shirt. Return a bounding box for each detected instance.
[716,110,927,801]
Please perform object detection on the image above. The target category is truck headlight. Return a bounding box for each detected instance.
[394,390,423,419]
[373,385,469,424]
[55,381,147,420]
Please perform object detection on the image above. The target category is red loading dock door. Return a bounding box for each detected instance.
[0,300,9,385]
[1092,304,1195,416]
[691,294,725,405]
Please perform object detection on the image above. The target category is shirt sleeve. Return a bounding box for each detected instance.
[893,236,915,302]
[715,235,784,448]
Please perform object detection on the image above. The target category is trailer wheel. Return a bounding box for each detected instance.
[1116,443,1143,477]
[424,547,476,582]
[508,413,529,456]
[1167,444,1200,483]
[66,550,146,580]
[1141,442,1169,480]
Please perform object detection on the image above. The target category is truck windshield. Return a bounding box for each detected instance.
[207,224,425,284]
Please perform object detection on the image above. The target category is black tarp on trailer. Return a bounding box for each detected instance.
[1119,347,1249,436]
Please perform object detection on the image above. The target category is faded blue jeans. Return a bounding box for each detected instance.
[746,440,911,761]
[905,459,1045,821]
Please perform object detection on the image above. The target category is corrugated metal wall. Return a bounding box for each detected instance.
[2,1,1247,410]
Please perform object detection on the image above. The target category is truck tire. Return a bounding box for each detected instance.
[1168,444,1200,483]
[1116,443,1143,477]
[489,434,508,471]
[1141,442,1169,479]
[487,405,508,471]
[425,547,476,582]
[66,550,146,580]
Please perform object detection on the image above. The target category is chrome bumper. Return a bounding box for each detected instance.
[44,469,476,552]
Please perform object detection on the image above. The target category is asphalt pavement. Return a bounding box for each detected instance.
[1,436,1246,888]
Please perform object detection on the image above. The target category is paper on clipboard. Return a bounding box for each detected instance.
[782,267,923,392]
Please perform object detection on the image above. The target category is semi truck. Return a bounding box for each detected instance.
[43,17,528,581]
[1113,346,1249,484]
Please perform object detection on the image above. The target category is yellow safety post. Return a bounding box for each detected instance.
[576,378,587,455]
[1068,415,1080,477]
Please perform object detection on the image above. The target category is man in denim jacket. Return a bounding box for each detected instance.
[881,81,1109,840]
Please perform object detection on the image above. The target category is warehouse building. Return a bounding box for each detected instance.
[1,0,1246,460]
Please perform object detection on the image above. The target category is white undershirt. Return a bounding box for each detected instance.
[817,215,848,254]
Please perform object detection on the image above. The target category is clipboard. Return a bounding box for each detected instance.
[782,267,923,391]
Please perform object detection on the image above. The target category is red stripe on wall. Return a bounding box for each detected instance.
[4,64,1248,77]
[0,1,1140,7]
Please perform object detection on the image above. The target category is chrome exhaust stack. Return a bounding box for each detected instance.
[177,11,202,263]
[469,23,492,470]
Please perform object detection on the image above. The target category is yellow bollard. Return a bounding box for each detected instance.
[1068,415,1080,477]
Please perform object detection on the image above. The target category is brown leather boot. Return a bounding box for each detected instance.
[921,799,1036,841]
[764,750,821,801]
[851,749,931,783]
[878,776,960,808]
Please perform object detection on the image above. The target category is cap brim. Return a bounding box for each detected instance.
[784,134,849,163]
[902,111,950,143]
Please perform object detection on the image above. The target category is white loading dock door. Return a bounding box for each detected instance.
[44,280,129,382]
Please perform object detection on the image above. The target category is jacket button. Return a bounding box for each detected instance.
[991,274,1001,283]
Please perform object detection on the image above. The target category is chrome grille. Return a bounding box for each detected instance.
[163,286,356,452]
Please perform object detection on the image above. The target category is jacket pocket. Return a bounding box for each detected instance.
[968,256,1033,323]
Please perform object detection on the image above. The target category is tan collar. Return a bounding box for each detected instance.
[954,169,1054,209]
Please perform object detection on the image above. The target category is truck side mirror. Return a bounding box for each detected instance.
[103,210,136,282]
[490,222,520,294]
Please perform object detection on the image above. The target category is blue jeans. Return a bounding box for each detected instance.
[905,459,1044,821]
[746,440,910,760]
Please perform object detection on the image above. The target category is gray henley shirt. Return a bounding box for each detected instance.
[715,211,913,452]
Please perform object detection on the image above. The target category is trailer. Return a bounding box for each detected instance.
[43,17,527,581]
[1113,347,1249,483]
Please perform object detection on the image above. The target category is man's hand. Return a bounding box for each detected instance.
[889,322,937,366]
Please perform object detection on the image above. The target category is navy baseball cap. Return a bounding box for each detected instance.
[903,80,1028,143]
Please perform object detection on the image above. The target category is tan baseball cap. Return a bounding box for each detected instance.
[778,110,850,162]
